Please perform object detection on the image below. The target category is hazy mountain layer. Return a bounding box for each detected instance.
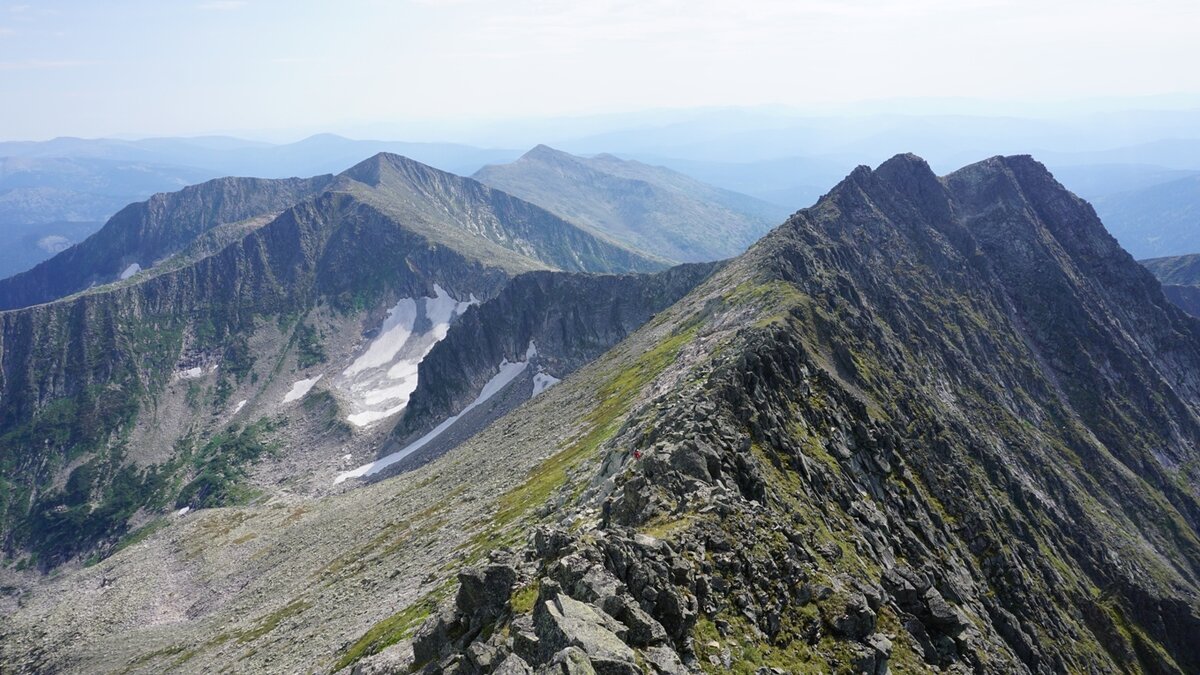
[474,145,787,263]
[1090,174,1200,258]
[1141,253,1200,317]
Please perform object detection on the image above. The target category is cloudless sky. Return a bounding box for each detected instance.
[1,0,1198,140]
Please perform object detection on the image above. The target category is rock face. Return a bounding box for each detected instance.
[391,263,719,449]
[418,155,1200,674]
[0,174,337,310]
[474,145,788,263]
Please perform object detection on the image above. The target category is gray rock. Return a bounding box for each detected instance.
[643,644,690,675]
[923,587,965,634]
[457,563,519,628]
[534,595,638,675]
[830,592,876,639]
[494,653,535,675]
[466,639,501,670]
[537,647,597,675]
[613,598,669,646]
[412,601,459,666]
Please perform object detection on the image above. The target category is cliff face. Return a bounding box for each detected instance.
[0,174,337,310]
[388,263,719,457]
[0,190,509,564]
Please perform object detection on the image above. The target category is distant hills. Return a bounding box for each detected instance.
[0,156,218,278]
[474,145,789,262]
[1088,175,1200,259]
[6,107,1200,275]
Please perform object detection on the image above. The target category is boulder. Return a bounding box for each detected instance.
[537,647,597,675]
[534,595,638,675]
[494,653,535,675]
[457,563,519,628]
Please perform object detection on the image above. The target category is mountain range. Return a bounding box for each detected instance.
[0,149,1197,675]
[474,145,788,262]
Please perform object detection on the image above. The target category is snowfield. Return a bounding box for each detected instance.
[283,375,323,403]
[119,263,142,280]
[337,285,476,427]
[335,342,538,484]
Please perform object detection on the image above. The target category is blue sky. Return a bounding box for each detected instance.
[1,0,1198,140]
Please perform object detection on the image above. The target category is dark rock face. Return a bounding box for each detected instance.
[425,154,1200,673]
[0,174,336,310]
[392,263,719,446]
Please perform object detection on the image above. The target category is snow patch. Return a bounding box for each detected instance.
[179,366,204,380]
[337,285,475,427]
[532,371,561,397]
[283,375,322,403]
[334,343,533,484]
[119,263,142,280]
[176,507,190,516]
[232,399,247,414]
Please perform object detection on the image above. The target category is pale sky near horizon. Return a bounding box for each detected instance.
[1,0,1198,140]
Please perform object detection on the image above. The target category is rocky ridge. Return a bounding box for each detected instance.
[0,174,337,310]
[410,155,1200,674]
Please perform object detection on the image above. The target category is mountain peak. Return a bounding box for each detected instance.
[519,144,575,163]
[339,151,432,186]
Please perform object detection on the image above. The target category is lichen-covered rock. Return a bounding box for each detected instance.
[533,593,636,674]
